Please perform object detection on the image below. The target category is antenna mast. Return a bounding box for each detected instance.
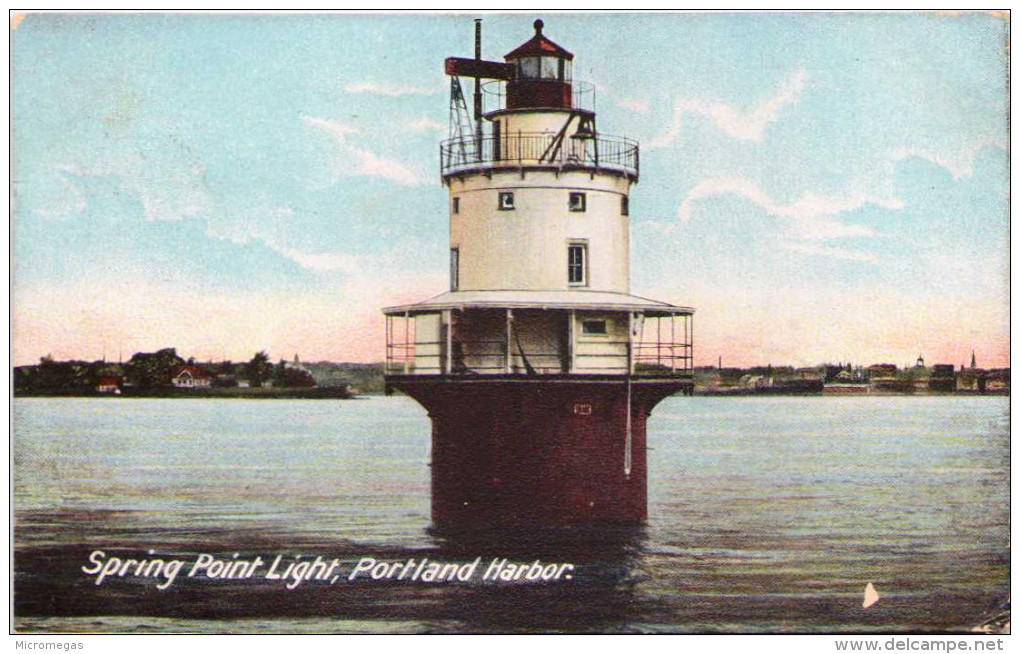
[474,19,483,161]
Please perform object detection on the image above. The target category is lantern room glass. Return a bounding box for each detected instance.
[518,57,540,79]
[540,56,559,79]
[517,56,568,81]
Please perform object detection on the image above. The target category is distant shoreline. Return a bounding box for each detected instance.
[12,387,356,400]
[13,389,1008,400]
[697,390,1008,397]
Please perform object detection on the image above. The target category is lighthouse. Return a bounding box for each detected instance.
[383,19,694,527]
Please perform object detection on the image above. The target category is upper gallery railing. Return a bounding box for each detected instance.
[440,131,639,180]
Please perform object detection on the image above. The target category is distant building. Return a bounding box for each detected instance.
[739,374,764,390]
[985,370,1010,393]
[956,366,986,393]
[929,364,956,393]
[95,376,122,394]
[867,364,898,380]
[908,365,931,392]
[867,364,900,393]
[956,366,1009,394]
[793,367,823,380]
[171,365,213,389]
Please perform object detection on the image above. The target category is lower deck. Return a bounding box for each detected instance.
[385,305,693,380]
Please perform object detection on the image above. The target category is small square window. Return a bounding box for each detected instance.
[582,320,608,335]
[621,195,629,216]
[498,192,515,210]
[569,192,586,212]
[452,197,460,214]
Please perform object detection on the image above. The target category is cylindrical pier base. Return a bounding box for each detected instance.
[388,377,687,527]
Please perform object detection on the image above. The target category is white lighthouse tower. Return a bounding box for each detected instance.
[384,19,694,527]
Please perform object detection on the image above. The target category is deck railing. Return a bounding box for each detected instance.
[440,131,639,180]
[384,312,691,377]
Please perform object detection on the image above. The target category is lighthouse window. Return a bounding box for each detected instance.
[541,56,560,80]
[518,57,540,79]
[498,192,515,210]
[452,197,460,214]
[568,243,587,286]
[569,192,586,212]
[450,247,459,291]
[621,196,629,216]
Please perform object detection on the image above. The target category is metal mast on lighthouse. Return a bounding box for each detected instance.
[384,19,695,527]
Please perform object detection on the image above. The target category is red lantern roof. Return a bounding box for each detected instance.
[504,19,574,61]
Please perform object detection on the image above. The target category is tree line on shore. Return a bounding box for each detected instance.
[12,348,374,395]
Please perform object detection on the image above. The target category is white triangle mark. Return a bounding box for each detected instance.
[863,582,880,608]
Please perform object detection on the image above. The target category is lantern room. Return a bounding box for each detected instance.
[504,19,574,110]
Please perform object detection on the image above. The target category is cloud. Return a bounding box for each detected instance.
[274,247,362,274]
[407,116,444,133]
[302,115,425,186]
[344,81,438,97]
[584,76,650,115]
[218,224,363,276]
[29,170,86,217]
[780,242,878,263]
[207,203,364,275]
[345,145,424,186]
[648,68,807,147]
[615,97,650,114]
[783,214,876,240]
[676,177,903,262]
[300,115,359,141]
[678,177,901,227]
[31,156,214,222]
[889,140,1008,180]
[635,219,678,234]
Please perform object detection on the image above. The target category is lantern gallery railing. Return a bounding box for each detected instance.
[440,131,639,180]
[384,310,692,378]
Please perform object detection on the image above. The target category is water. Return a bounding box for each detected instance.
[13,396,1009,633]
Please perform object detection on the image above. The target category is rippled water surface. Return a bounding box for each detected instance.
[13,395,1009,633]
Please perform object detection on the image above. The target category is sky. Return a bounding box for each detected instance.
[11,12,1010,368]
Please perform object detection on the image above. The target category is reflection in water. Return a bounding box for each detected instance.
[13,396,1010,633]
[423,524,651,632]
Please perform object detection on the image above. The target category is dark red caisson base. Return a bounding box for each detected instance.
[386,377,691,527]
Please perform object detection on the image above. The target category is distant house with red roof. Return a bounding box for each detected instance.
[171,365,213,389]
[96,376,122,394]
